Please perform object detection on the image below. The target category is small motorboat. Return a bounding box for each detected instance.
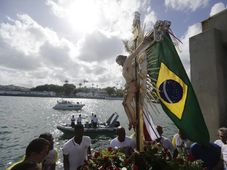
[53,100,85,110]
[57,112,120,136]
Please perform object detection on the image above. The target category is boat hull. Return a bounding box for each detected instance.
[53,104,85,110]
[57,125,117,136]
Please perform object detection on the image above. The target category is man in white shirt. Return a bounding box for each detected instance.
[71,115,75,127]
[110,126,136,156]
[63,124,91,170]
[156,125,174,153]
[92,115,98,128]
[77,114,82,125]
[214,127,227,169]
[90,113,94,123]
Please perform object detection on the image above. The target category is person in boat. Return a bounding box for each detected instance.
[90,113,94,126]
[71,115,75,127]
[39,133,58,170]
[214,127,227,169]
[77,114,82,125]
[156,125,174,153]
[116,55,137,131]
[63,124,91,170]
[7,138,50,170]
[110,126,136,157]
[92,114,98,128]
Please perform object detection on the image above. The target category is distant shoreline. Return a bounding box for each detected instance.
[0,94,123,100]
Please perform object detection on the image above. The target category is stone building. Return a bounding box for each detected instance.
[190,9,227,140]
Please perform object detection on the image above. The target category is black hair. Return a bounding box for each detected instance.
[39,133,53,142]
[74,124,84,130]
[25,138,50,157]
[39,133,54,150]
[117,126,125,134]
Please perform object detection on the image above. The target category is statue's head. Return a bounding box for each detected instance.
[116,55,127,66]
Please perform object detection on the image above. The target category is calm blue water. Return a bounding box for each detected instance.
[0,96,177,170]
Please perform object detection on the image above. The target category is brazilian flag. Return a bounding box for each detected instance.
[146,33,210,144]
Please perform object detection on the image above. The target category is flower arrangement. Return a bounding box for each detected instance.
[80,144,204,170]
[81,147,131,170]
[142,143,203,170]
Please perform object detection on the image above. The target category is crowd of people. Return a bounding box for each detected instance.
[154,126,227,170]
[6,123,227,170]
[6,133,58,170]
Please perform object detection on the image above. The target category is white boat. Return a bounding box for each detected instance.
[57,112,120,136]
[53,100,85,110]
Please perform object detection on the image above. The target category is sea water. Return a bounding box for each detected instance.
[0,96,177,170]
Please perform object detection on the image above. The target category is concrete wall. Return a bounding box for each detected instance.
[190,9,227,141]
[202,10,227,43]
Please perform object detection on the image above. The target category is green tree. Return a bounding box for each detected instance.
[104,87,116,96]
[63,83,76,96]
[115,88,123,97]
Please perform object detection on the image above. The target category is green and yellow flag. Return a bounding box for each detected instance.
[146,33,210,144]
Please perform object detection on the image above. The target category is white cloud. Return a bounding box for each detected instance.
[0,14,83,87]
[0,13,128,88]
[143,11,157,31]
[46,0,156,39]
[165,0,208,11]
[39,41,73,67]
[210,2,226,16]
[179,23,202,77]
[44,0,157,87]
[46,0,136,37]
[0,15,44,55]
[0,0,157,88]
[78,31,123,62]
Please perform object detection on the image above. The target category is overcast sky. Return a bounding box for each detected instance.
[0,0,226,88]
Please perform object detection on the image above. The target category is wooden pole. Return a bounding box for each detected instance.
[135,38,141,152]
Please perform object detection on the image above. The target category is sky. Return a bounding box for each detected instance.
[0,0,226,88]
